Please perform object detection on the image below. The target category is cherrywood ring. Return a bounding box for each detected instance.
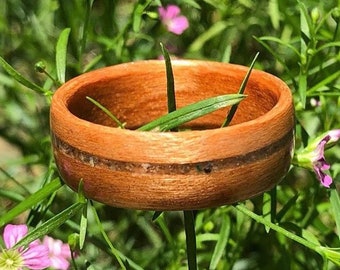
[50,60,294,210]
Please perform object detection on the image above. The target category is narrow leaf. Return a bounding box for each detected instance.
[152,211,163,221]
[79,0,93,60]
[14,202,84,248]
[298,71,307,108]
[209,215,231,269]
[258,36,300,56]
[262,192,272,233]
[90,201,127,269]
[160,43,176,114]
[79,201,88,249]
[221,52,258,127]
[276,194,299,222]
[268,0,280,30]
[0,56,51,95]
[188,21,228,52]
[56,28,71,84]
[307,70,340,94]
[184,210,197,270]
[139,94,245,132]
[330,189,340,241]
[0,178,63,227]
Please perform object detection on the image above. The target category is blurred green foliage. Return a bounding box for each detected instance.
[0,0,340,269]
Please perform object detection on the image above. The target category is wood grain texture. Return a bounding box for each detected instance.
[50,60,295,210]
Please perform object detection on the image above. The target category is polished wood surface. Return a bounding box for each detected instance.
[50,60,294,210]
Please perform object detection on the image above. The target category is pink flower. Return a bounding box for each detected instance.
[158,5,189,35]
[293,129,340,188]
[0,224,51,270]
[43,236,72,270]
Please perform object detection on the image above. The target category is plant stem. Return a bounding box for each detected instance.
[184,210,197,270]
[233,203,318,251]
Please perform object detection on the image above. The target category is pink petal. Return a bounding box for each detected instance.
[322,174,333,188]
[159,5,180,20]
[158,6,167,19]
[168,16,189,35]
[42,236,72,269]
[22,244,51,269]
[329,129,340,142]
[3,224,28,249]
[43,236,71,258]
[314,167,333,188]
[50,255,70,270]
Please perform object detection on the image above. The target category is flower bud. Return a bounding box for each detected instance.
[35,61,46,73]
[311,7,320,24]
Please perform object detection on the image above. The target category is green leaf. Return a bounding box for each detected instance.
[182,0,201,9]
[79,201,88,249]
[209,215,231,269]
[307,70,340,94]
[268,0,280,30]
[302,228,321,246]
[257,36,300,56]
[330,189,340,241]
[56,28,71,84]
[316,41,340,53]
[0,189,24,203]
[14,202,84,248]
[0,56,51,95]
[132,0,153,32]
[82,54,103,73]
[188,21,228,52]
[276,194,299,222]
[152,211,163,221]
[0,178,63,227]
[184,210,197,270]
[79,0,93,61]
[298,71,307,108]
[254,36,297,87]
[138,94,245,132]
[262,192,272,233]
[262,188,277,233]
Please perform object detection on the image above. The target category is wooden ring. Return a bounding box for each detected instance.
[50,60,295,210]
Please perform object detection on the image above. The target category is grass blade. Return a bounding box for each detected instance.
[221,52,258,127]
[14,202,84,248]
[138,94,245,131]
[0,178,63,227]
[90,201,127,269]
[86,96,125,128]
[209,215,231,269]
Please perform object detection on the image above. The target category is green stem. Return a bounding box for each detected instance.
[184,210,197,270]
[233,204,318,252]
[90,201,126,269]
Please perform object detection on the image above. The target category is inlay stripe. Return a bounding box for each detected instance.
[52,129,294,175]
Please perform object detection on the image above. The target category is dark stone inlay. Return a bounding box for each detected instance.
[52,129,293,175]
